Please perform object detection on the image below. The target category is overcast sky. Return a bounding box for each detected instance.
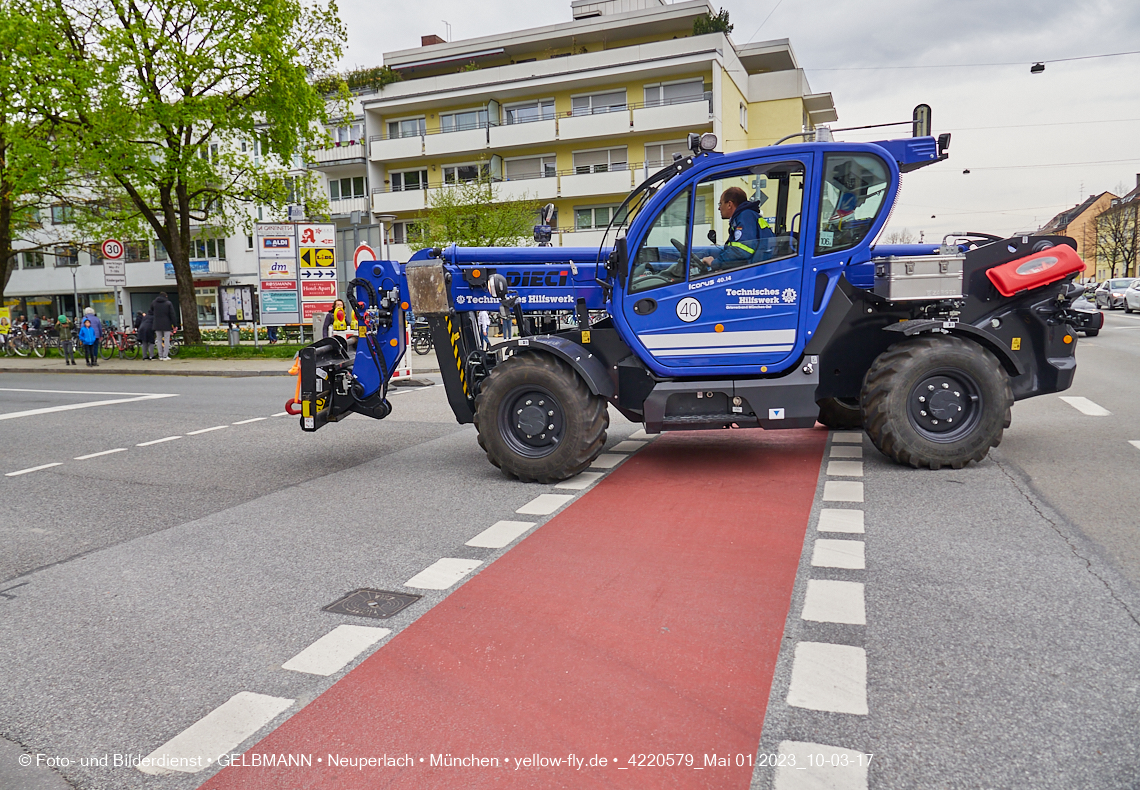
[338,0,1140,241]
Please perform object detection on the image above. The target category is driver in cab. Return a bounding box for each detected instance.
[701,187,770,272]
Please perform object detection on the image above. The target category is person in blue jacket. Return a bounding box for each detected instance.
[701,187,772,272]
[78,318,99,367]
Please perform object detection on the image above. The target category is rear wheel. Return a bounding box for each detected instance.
[1084,329,1100,337]
[31,337,46,358]
[862,336,1012,470]
[412,333,432,355]
[475,351,608,483]
[99,338,115,359]
[817,397,862,429]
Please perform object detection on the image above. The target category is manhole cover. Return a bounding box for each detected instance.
[323,589,421,619]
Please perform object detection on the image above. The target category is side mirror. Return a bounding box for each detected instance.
[707,229,717,245]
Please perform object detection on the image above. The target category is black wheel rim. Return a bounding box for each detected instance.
[906,368,983,443]
[498,384,565,459]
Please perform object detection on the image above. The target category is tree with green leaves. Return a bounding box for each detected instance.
[421,177,539,250]
[48,0,346,342]
[0,0,85,303]
[693,8,733,35]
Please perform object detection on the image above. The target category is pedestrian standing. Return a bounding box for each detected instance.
[82,307,103,342]
[266,325,278,344]
[499,304,513,340]
[149,292,176,360]
[57,315,76,366]
[79,318,98,367]
[323,299,353,340]
[476,310,491,348]
[138,311,156,359]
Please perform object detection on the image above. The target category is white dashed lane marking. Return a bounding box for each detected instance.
[232,417,267,425]
[822,481,864,502]
[1131,440,1140,451]
[812,539,866,570]
[465,521,536,549]
[831,431,864,444]
[271,412,290,417]
[404,558,482,590]
[817,508,864,534]
[774,741,869,789]
[786,642,868,715]
[136,436,181,447]
[0,392,178,421]
[73,448,127,460]
[516,494,575,515]
[801,580,866,625]
[136,692,293,775]
[826,461,863,477]
[589,453,626,469]
[281,625,390,676]
[5,463,63,477]
[609,440,646,453]
[1059,396,1110,416]
[830,445,863,459]
[186,425,228,435]
[554,471,604,490]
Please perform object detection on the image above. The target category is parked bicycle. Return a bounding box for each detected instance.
[411,317,433,355]
[100,326,140,360]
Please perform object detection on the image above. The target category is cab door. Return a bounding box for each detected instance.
[619,155,814,376]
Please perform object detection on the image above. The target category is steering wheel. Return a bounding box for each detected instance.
[669,238,711,276]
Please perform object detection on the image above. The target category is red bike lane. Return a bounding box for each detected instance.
[200,428,827,789]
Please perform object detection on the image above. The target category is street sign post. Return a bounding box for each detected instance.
[101,239,127,331]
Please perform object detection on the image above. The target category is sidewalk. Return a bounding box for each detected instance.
[0,349,441,377]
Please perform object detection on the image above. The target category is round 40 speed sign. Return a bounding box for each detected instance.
[101,239,124,260]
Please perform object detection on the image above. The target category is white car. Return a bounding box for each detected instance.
[1125,280,1140,313]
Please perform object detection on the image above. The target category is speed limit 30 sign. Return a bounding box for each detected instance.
[101,239,125,260]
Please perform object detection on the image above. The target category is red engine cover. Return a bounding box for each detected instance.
[986,245,1085,297]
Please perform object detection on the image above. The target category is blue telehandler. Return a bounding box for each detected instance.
[297,126,1101,482]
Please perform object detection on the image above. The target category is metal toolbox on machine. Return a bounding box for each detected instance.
[872,254,965,301]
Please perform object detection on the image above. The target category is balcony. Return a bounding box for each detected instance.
[558,107,630,141]
[489,118,557,149]
[559,167,635,199]
[497,176,558,202]
[309,142,365,167]
[424,124,490,157]
[369,134,423,162]
[328,196,370,216]
[631,95,712,134]
[372,187,429,214]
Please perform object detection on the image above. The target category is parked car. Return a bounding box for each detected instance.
[1125,280,1140,313]
[1071,295,1101,336]
[1094,278,1137,309]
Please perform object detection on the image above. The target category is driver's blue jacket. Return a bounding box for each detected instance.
[711,200,771,270]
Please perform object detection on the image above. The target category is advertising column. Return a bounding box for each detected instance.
[297,223,338,325]
[256,223,299,326]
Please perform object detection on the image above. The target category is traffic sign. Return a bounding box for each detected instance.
[103,259,126,287]
[353,243,377,268]
[101,239,124,260]
[300,268,337,280]
[300,247,335,268]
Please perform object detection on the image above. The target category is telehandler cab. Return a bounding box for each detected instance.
[297,125,1100,482]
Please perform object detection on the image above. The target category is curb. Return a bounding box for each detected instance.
[0,366,292,378]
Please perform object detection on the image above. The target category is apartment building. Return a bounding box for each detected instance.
[316,0,836,261]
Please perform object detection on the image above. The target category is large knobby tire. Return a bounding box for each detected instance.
[817,397,863,429]
[862,336,1012,470]
[474,351,608,483]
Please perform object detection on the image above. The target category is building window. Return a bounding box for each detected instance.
[390,169,427,192]
[572,147,627,174]
[155,239,169,261]
[570,90,626,116]
[503,99,554,125]
[246,235,254,250]
[644,78,704,107]
[504,155,556,180]
[329,121,363,145]
[740,102,748,131]
[387,117,426,139]
[50,205,75,225]
[391,221,423,245]
[574,205,626,230]
[125,241,150,263]
[23,251,45,269]
[440,109,488,133]
[192,236,226,259]
[644,141,691,169]
[54,246,78,267]
[443,163,489,185]
[329,176,367,200]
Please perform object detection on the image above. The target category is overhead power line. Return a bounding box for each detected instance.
[807,48,1140,71]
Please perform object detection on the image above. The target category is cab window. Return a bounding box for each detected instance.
[628,186,691,294]
[691,160,805,280]
[816,154,889,255]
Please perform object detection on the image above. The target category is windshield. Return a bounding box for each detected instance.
[597,158,695,269]
[1108,279,1134,289]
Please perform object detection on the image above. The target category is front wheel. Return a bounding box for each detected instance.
[31,338,46,358]
[99,338,115,359]
[412,333,432,355]
[862,336,1012,470]
[474,351,608,483]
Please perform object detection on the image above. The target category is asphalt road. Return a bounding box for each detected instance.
[0,321,1137,790]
